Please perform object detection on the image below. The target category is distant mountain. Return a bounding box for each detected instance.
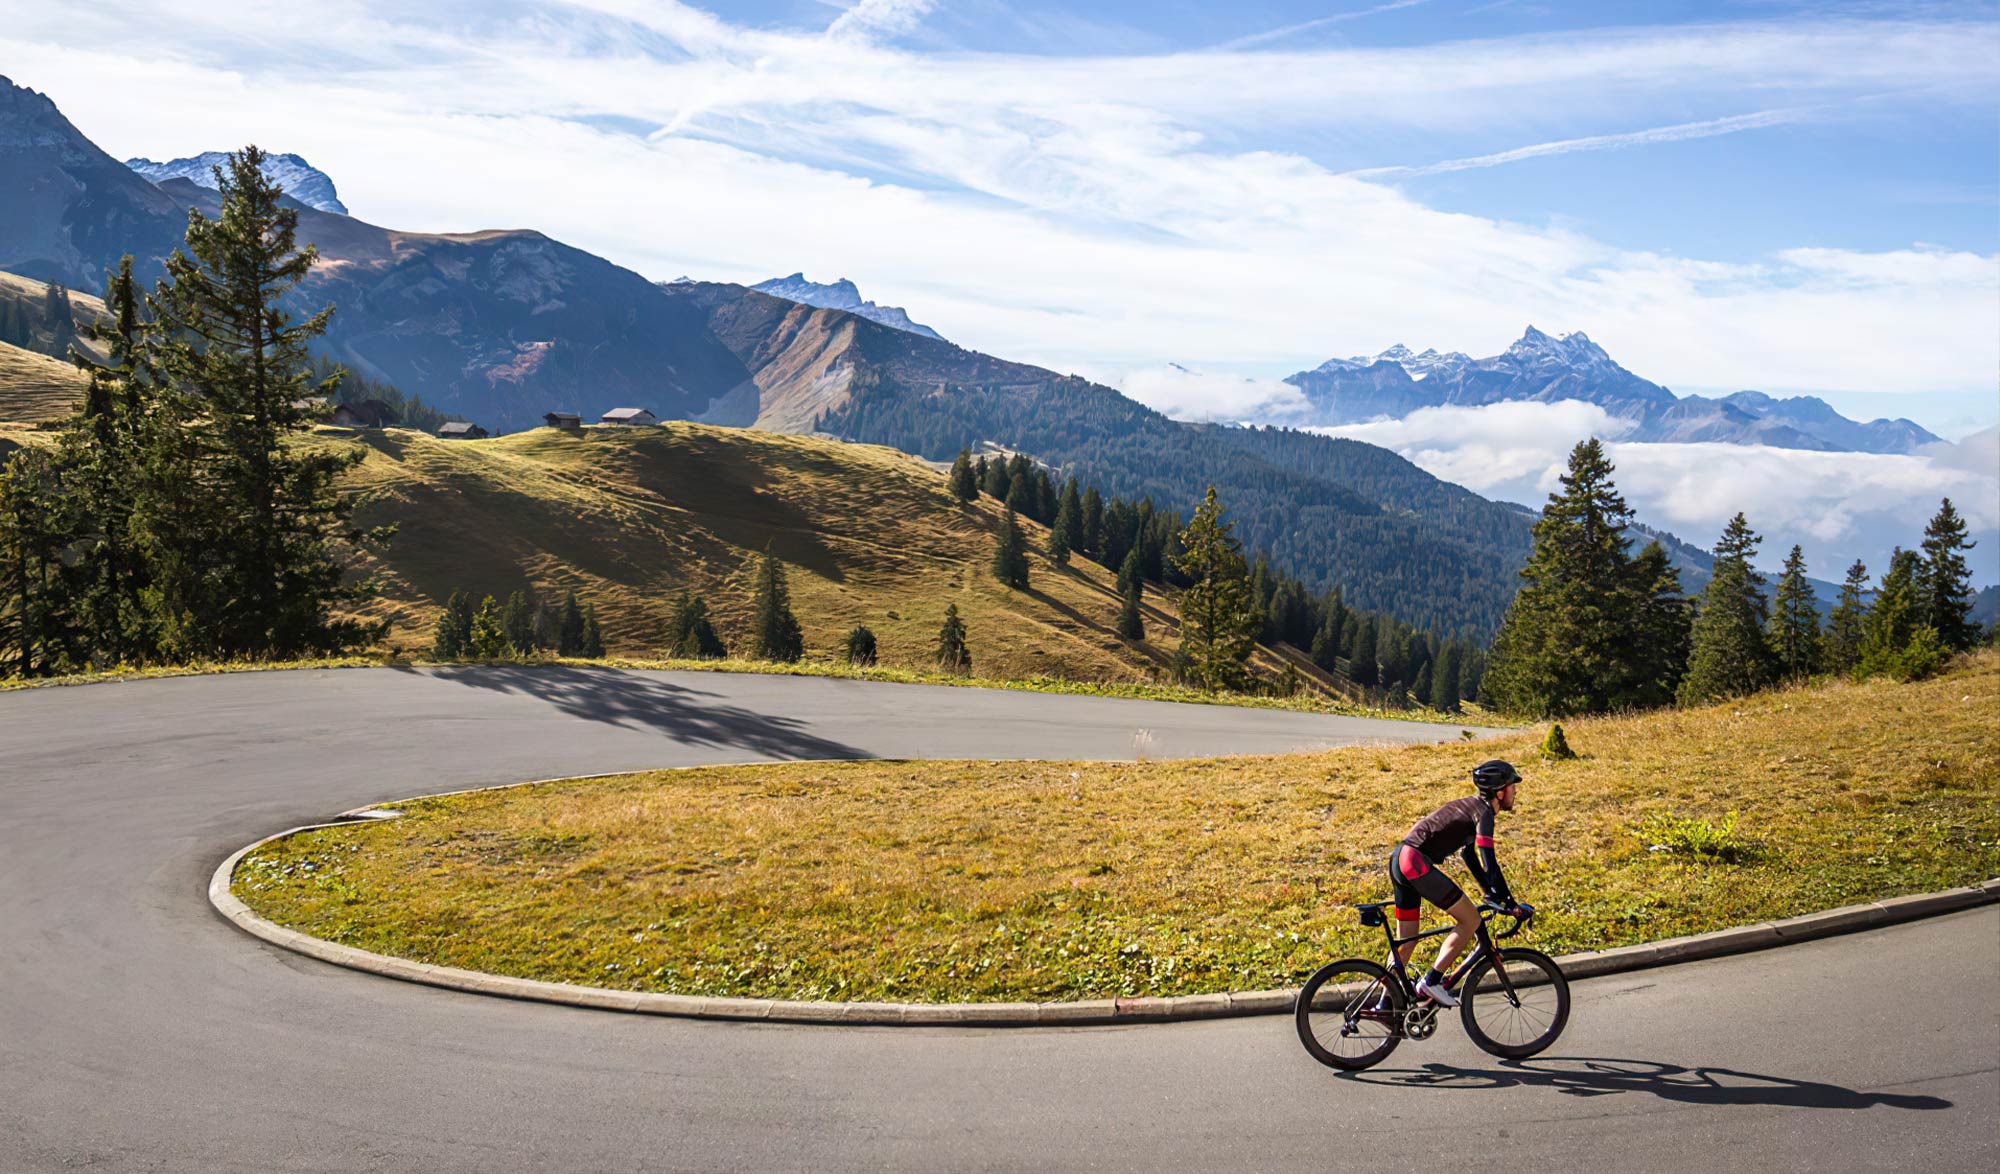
[748,273,944,341]
[127,151,348,214]
[1289,327,1942,454]
[0,73,1540,633]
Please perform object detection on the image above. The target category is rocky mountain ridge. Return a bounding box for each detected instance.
[127,150,348,214]
[747,273,945,341]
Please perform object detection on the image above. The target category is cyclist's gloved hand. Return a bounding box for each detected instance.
[1509,902,1534,919]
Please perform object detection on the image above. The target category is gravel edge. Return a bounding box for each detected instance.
[209,817,2000,1027]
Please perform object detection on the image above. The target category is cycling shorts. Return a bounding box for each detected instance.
[1387,844,1465,922]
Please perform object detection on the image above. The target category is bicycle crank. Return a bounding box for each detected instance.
[1402,1005,1440,1040]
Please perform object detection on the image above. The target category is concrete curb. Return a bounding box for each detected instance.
[210,793,2000,1027]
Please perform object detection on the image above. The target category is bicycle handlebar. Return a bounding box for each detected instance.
[1478,901,1535,940]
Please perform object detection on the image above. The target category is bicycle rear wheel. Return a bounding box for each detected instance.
[1295,959,1405,1071]
[1458,948,1569,1059]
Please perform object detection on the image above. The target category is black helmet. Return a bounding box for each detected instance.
[1472,760,1520,795]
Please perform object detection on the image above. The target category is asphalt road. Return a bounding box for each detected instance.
[1,666,1993,1172]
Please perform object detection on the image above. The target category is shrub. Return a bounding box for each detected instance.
[844,624,878,667]
[1540,722,1576,760]
[1634,811,1760,864]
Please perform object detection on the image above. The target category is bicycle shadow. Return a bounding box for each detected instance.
[1346,1057,1952,1111]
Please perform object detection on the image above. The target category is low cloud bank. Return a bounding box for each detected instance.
[1314,403,1999,585]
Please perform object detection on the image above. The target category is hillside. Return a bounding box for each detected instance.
[333,421,1290,684]
[0,341,85,423]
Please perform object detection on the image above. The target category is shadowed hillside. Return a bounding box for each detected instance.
[334,421,1266,684]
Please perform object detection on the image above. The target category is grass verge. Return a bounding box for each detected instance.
[232,654,2000,1003]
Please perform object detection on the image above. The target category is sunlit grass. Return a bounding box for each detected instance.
[235,653,2000,1002]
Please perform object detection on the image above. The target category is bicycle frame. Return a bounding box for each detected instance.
[1374,905,1528,1004]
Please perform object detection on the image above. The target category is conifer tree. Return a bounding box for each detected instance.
[935,603,971,673]
[947,449,977,503]
[1116,545,1142,596]
[1116,574,1145,641]
[1624,540,1690,708]
[1348,614,1378,686]
[1050,480,1082,566]
[1004,472,1034,516]
[41,282,77,360]
[1484,439,1642,717]
[1080,486,1104,558]
[580,603,605,658]
[1679,513,1777,704]
[0,450,74,676]
[992,507,1031,590]
[1767,545,1821,680]
[844,624,877,666]
[557,590,586,656]
[502,590,537,655]
[469,595,509,659]
[146,147,383,659]
[1429,643,1462,713]
[666,590,727,658]
[1858,548,1920,676]
[432,590,473,659]
[981,456,1009,501]
[1918,498,1978,650]
[749,552,804,661]
[1172,486,1260,692]
[1825,560,1869,673]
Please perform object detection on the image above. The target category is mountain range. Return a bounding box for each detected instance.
[1288,328,1941,454]
[126,151,348,214]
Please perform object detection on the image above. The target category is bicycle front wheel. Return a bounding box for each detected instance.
[1459,948,1569,1059]
[1295,959,1405,1071]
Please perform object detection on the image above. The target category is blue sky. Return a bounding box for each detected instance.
[3,0,1991,578]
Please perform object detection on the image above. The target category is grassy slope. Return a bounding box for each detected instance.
[0,341,85,423]
[235,653,2000,1003]
[338,422,1261,684]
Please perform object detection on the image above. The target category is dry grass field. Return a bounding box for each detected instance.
[0,341,86,424]
[336,422,1303,685]
[235,652,2000,1003]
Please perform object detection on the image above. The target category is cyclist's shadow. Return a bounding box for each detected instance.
[1348,1057,1951,1111]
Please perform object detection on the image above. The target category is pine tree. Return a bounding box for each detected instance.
[749,552,804,662]
[992,507,1031,590]
[580,603,605,658]
[1484,439,1641,717]
[145,147,383,660]
[1625,540,1690,708]
[1080,486,1104,558]
[1825,560,1869,673]
[1858,548,1920,676]
[1116,575,1145,641]
[1679,513,1777,704]
[1767,545,1821,680]
[469,595,509,659]
[1918,498,1978,650]
[666,590,727,659]
[1115,545,1142,596]
[557,590,586,656]
[1429,643,1461,713]
[844,624,877,666]
[935,603,971,673]
[0,450,75,677]
[41,282,77,360]
[981,456,1009,500]
[1172,486,1260,692]
[431,590,473,659]
[502,590,537,655]
[1348,614,1378,686]
[947,449,978,503]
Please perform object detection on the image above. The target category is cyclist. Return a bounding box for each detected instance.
[1387,759,1530,1007]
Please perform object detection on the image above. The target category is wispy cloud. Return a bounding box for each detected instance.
[3,3,1994,407]
[1348,108,1810,177]
[1216,1,1434,51]
[826,0,936,42]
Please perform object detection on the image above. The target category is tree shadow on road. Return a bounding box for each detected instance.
[411,665,870,762]
[1347,1056,1951,1111]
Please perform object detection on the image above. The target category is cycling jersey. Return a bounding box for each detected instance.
[1389,795,1513,920]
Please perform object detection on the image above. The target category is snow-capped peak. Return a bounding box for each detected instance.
[750,273,945,341]
[126,151,347,214]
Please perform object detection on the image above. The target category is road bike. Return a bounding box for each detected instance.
[1295,900,1570,1071]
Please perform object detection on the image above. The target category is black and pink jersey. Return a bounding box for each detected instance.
[1400,795,1512,905]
